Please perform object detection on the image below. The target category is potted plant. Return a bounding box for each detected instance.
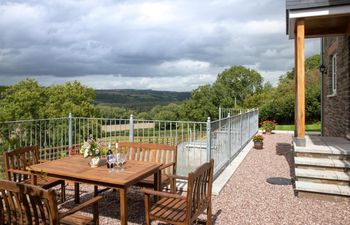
[253,134,264,149]
[260,120,277,134]
[80,136,108,167]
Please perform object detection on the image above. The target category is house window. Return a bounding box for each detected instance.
[330,54,337,95]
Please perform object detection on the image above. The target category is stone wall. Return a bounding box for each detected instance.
[322,36,350,138]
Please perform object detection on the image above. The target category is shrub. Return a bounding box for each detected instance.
[253,134,264,142]
[261,120,277,132]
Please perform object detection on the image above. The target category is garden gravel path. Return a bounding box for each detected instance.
[59,133,350,225]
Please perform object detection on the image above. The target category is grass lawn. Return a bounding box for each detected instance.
[274,122,321,132]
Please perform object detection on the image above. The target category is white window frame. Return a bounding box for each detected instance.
[331,54,337,95]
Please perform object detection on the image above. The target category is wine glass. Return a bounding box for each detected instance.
[115,153,122,171]
[120,152,127,171]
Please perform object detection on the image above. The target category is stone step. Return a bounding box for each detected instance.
[294,145,350,155]
[294,157,350,168]
[295,168,350,181]
[295,181,350,196]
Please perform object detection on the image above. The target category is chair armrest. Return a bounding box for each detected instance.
[7,169,32,176]
[167,174,188,180]
[59,196,103,219]
[160,162,175,170]
[141,188,186,200]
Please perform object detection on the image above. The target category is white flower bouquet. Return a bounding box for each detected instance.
[80,137,108,158]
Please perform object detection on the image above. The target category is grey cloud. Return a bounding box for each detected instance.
[0,0,319,90]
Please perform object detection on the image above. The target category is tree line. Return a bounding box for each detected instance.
[0,54,321,124]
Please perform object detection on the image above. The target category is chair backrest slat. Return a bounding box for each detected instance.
[4,146,40,182]
[118,142,177,175]
[28,195,39,225]
[0,180,59,225]
[186,159,214,223]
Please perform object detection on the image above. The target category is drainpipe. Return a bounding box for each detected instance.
[320,38,324,136]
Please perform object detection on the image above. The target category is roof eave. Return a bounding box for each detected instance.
[286,4,350,39]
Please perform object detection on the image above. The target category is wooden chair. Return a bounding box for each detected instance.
[118,142,177,191]
[76,142,177,203]
[142,159,214,225]
[0,179,102,225]
[3,146,66,203]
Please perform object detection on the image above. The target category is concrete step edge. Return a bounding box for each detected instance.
[294,157,350,168]
[294,147,350,155]
[295,181,350,196]
[295,168,350,181]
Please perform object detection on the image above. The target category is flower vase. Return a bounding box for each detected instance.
[89,156,100,168]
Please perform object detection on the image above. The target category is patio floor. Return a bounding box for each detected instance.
[59,133,350,225]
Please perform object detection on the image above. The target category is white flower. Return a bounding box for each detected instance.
[83,149,89,158]
[83,142,91,149]
[95,149,100,155]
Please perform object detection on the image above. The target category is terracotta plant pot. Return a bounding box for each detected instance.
[254,141,263,149]
[265,130,272,135]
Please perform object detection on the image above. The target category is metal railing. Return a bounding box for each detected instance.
[0,115,207,177]
[219,107,250,119]
[0,109,258,178]
[210,109,259,177]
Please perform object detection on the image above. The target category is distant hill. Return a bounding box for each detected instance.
[95,89,191,111]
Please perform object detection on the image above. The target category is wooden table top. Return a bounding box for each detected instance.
[28,155,162,187]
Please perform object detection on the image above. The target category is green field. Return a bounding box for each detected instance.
[95,89,190,111]
[274,122,321,132]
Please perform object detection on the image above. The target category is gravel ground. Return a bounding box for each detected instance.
[59,133,350,225]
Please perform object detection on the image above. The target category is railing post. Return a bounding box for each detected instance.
[219,107,222,130]
[129,114,134,142]
[248,111,251,138]
[228,114,232,161]
[257,109,259,133]
[240,112,243,147]
[206,117,211,162]
[68,113,72,156]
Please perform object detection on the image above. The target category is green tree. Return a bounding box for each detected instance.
[181,85,217,121]
[43,81,96,118]
[97,105,133,119]
[136,112,151,120]
[150,103,182,121]
[249,54,321,124]
[0,79,46,121]
[213,66,263,107]
[0,79,97,121]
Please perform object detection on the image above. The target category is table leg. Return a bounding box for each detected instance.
[94,185,98,196]
[31,174,37,185]
[74,182,80,204]
[119,188,128,225]
[154,169,161,201]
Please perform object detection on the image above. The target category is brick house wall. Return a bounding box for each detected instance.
[322,36,350,138]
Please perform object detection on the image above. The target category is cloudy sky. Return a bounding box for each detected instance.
[0,0,319,91]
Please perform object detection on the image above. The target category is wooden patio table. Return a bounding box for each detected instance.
[27,155,162,225]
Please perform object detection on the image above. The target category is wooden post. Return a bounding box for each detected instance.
[295,19,306,146]
[294,36,298,137]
